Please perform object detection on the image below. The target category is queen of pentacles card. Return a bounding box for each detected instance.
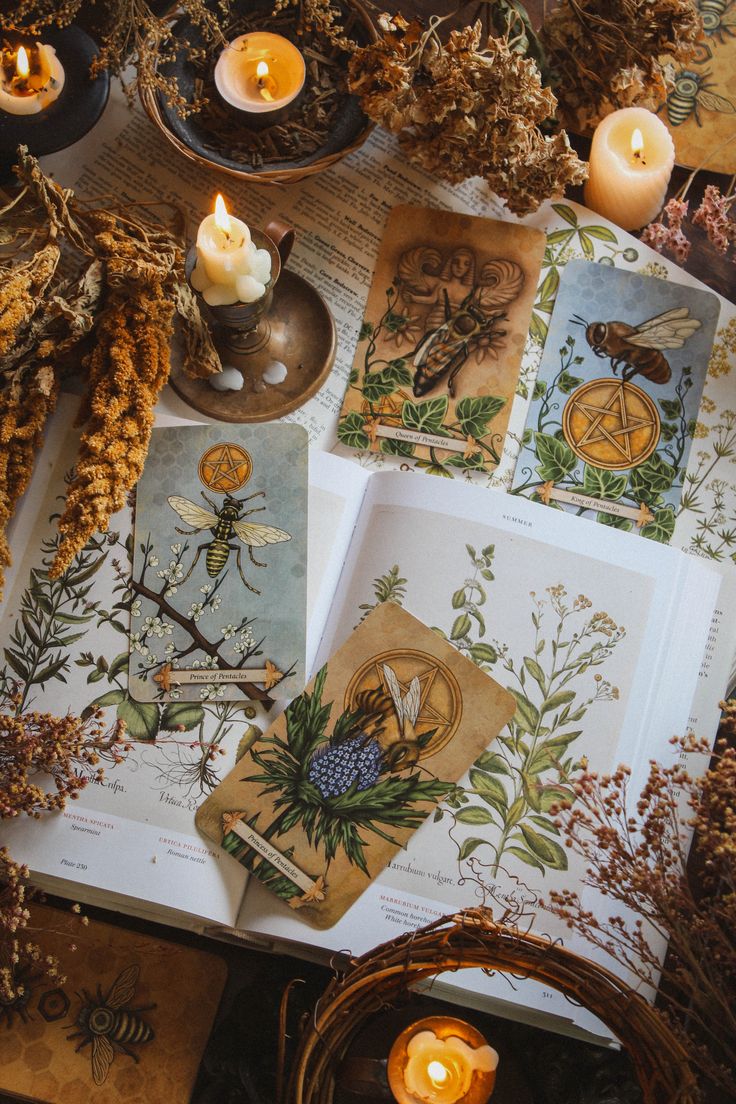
[338,205,545,473]
[513,260,720,540]
[196,604,516,928]
[129,424,307,704]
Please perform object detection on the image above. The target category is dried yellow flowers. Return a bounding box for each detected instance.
[0,150,219,594]
[348,14,586,217]
[541,0,703,131]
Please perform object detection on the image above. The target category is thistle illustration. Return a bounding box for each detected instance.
[229,665,450,892]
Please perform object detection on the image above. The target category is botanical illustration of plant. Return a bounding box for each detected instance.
[512,335,695,542]
[0,504,257,801]
[338,282,509,476]
[680,411,736,562]
[222,665,450,903]
[426,546,625,877]
[355,564,407,626]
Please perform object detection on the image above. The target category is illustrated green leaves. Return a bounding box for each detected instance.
[582,465,628,501]
[534,432,577,481]
[337,412,370,450]
[456,395,506,438]
[402,396,449,433]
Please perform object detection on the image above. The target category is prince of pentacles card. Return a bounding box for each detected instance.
[513,260,720,540]
[196,604,516,928]
[338,205,545,473]
[129,424,307,704]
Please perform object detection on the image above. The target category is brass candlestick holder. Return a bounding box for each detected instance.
[171,220,336,425]
[185,219,294,356]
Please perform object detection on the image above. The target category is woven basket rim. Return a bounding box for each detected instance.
[287,908,699,1104]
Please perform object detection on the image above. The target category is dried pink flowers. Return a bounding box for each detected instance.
[642,185,736,265]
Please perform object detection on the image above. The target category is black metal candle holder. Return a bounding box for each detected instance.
[0,25,109,182]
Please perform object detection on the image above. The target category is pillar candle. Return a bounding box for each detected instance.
[584,108,675,231]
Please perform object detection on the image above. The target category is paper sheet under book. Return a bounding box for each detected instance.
[196,603,516,928]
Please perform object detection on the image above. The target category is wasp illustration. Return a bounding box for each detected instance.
[67,964,155,1086]
[665,68,736,126]
[412,291,508,397]
[167,490,291,595]
[572,307,701,385]
[699,0,736,43]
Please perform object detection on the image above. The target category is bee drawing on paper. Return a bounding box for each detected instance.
[397,248,525,397]
[66,964,155,1086]
[665,69,736,126]
[571,307,702,385]
[167,490,291,595]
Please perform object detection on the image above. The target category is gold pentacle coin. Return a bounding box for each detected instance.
[344,648,462,760]
[562,379,661,471]
[198,443,252,492]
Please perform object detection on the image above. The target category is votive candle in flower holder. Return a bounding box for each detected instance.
[214,31,305,129]
[387,1017,498,1104]
[584,107,675,231]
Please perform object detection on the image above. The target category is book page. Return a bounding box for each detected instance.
[0,411,366,929]
[236,470,725,1035]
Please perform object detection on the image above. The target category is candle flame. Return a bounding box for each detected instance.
[256,60,269,80]
[631,128,644,157]
[214,193,231,235]
[427,1061,450,1087]
[16,46,29,79]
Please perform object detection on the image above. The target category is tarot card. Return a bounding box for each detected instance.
[513,260,720,539]
[0,903,225,1104]
[129,424,307,703]
[196,603,516,928]
[338,205,545,473]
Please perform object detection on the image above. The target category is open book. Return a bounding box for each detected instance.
[3,400,733,1045]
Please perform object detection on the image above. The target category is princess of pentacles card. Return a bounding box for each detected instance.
[129,424,307,704]
[196,604,516,928]
[512,260,720,540]
[338,205,545,473]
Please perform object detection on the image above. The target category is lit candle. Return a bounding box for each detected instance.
[584,107,675,231]
[388,1018,498,1104]
[190,194,272,306]
[0,41,65,115]
[213,31,305,122]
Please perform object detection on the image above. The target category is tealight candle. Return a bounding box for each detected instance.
[584,107,675,231]
[190,194,272,306]
[214,31,305,124]
[388,1017,498,1104]
[0,41,65,115]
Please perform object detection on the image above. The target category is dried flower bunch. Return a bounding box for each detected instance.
[546,719,736,1098]
[347,13,586,216]
[0,688,129,1022]
[0,149,219,594]
[541,0,703,131]
[1,0,233,114]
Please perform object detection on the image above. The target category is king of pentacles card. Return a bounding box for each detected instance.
[338,205,545,472]
[130,424,307,704]
[513,260,720,540]
[196,604,516,928]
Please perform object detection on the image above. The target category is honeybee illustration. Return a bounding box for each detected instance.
[571,307,702,384]
[397,249,525,397]
[412,293,508,397]
[67,964,155,1086]
[699,0,736,43]
[665,68,736,126]
[167,490,291,594]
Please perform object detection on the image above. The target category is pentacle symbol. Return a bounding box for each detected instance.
[562,379,661,471]
[198,443,252,492]
[344,648,462,759]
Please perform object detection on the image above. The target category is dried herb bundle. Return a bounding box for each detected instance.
[0,149,219,593]
[546,721,736,1098]
[0,0,233,115]
[541,0,703,131]
[347,13,586,216]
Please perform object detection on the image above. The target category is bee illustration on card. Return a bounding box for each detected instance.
[66,964,155,1086]
[398,248,526,397]
[571,307,702,385]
